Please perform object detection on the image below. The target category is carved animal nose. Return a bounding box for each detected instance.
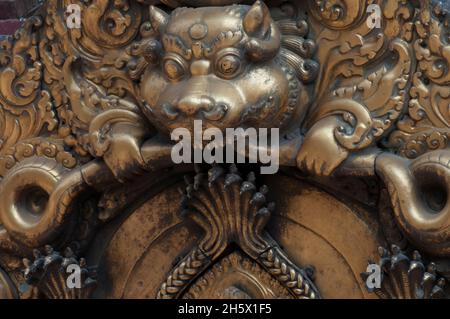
[177,96,215,116]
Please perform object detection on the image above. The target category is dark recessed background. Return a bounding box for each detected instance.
[0,0,42,35]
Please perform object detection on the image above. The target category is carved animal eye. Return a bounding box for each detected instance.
[215,52,242,79]
[163,55,187,81]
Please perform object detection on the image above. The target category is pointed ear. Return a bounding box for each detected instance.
[243,0,271,38]
[149,5,169,34]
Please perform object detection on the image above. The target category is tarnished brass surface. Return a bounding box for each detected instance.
[1,0,450,299]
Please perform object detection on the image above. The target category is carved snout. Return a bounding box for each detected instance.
[177,96,215,116]
[376,151,450,256]
[169,96,229,121]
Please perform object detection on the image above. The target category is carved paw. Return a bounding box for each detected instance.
[98,123,146,182]
[102,130,147,183]
[296,116,349,176]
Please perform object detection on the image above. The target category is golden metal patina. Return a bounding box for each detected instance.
[1,0,450,299]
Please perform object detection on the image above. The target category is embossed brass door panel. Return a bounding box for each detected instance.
[0,0,449,299]
[91,172,381,299]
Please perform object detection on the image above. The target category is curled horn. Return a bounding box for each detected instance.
[0,158,87,247]
[0,157,112,248]
[149,5,169,35]
[243,1,281,61]
[376,150,450,257]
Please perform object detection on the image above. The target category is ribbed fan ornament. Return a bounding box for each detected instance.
[23,245,97,299]
[158,164,320,299]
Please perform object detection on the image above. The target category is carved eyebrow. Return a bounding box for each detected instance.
[162,34,193,60]
[204,30,244,57]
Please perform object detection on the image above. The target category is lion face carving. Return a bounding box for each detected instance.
[140,1,313,135]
